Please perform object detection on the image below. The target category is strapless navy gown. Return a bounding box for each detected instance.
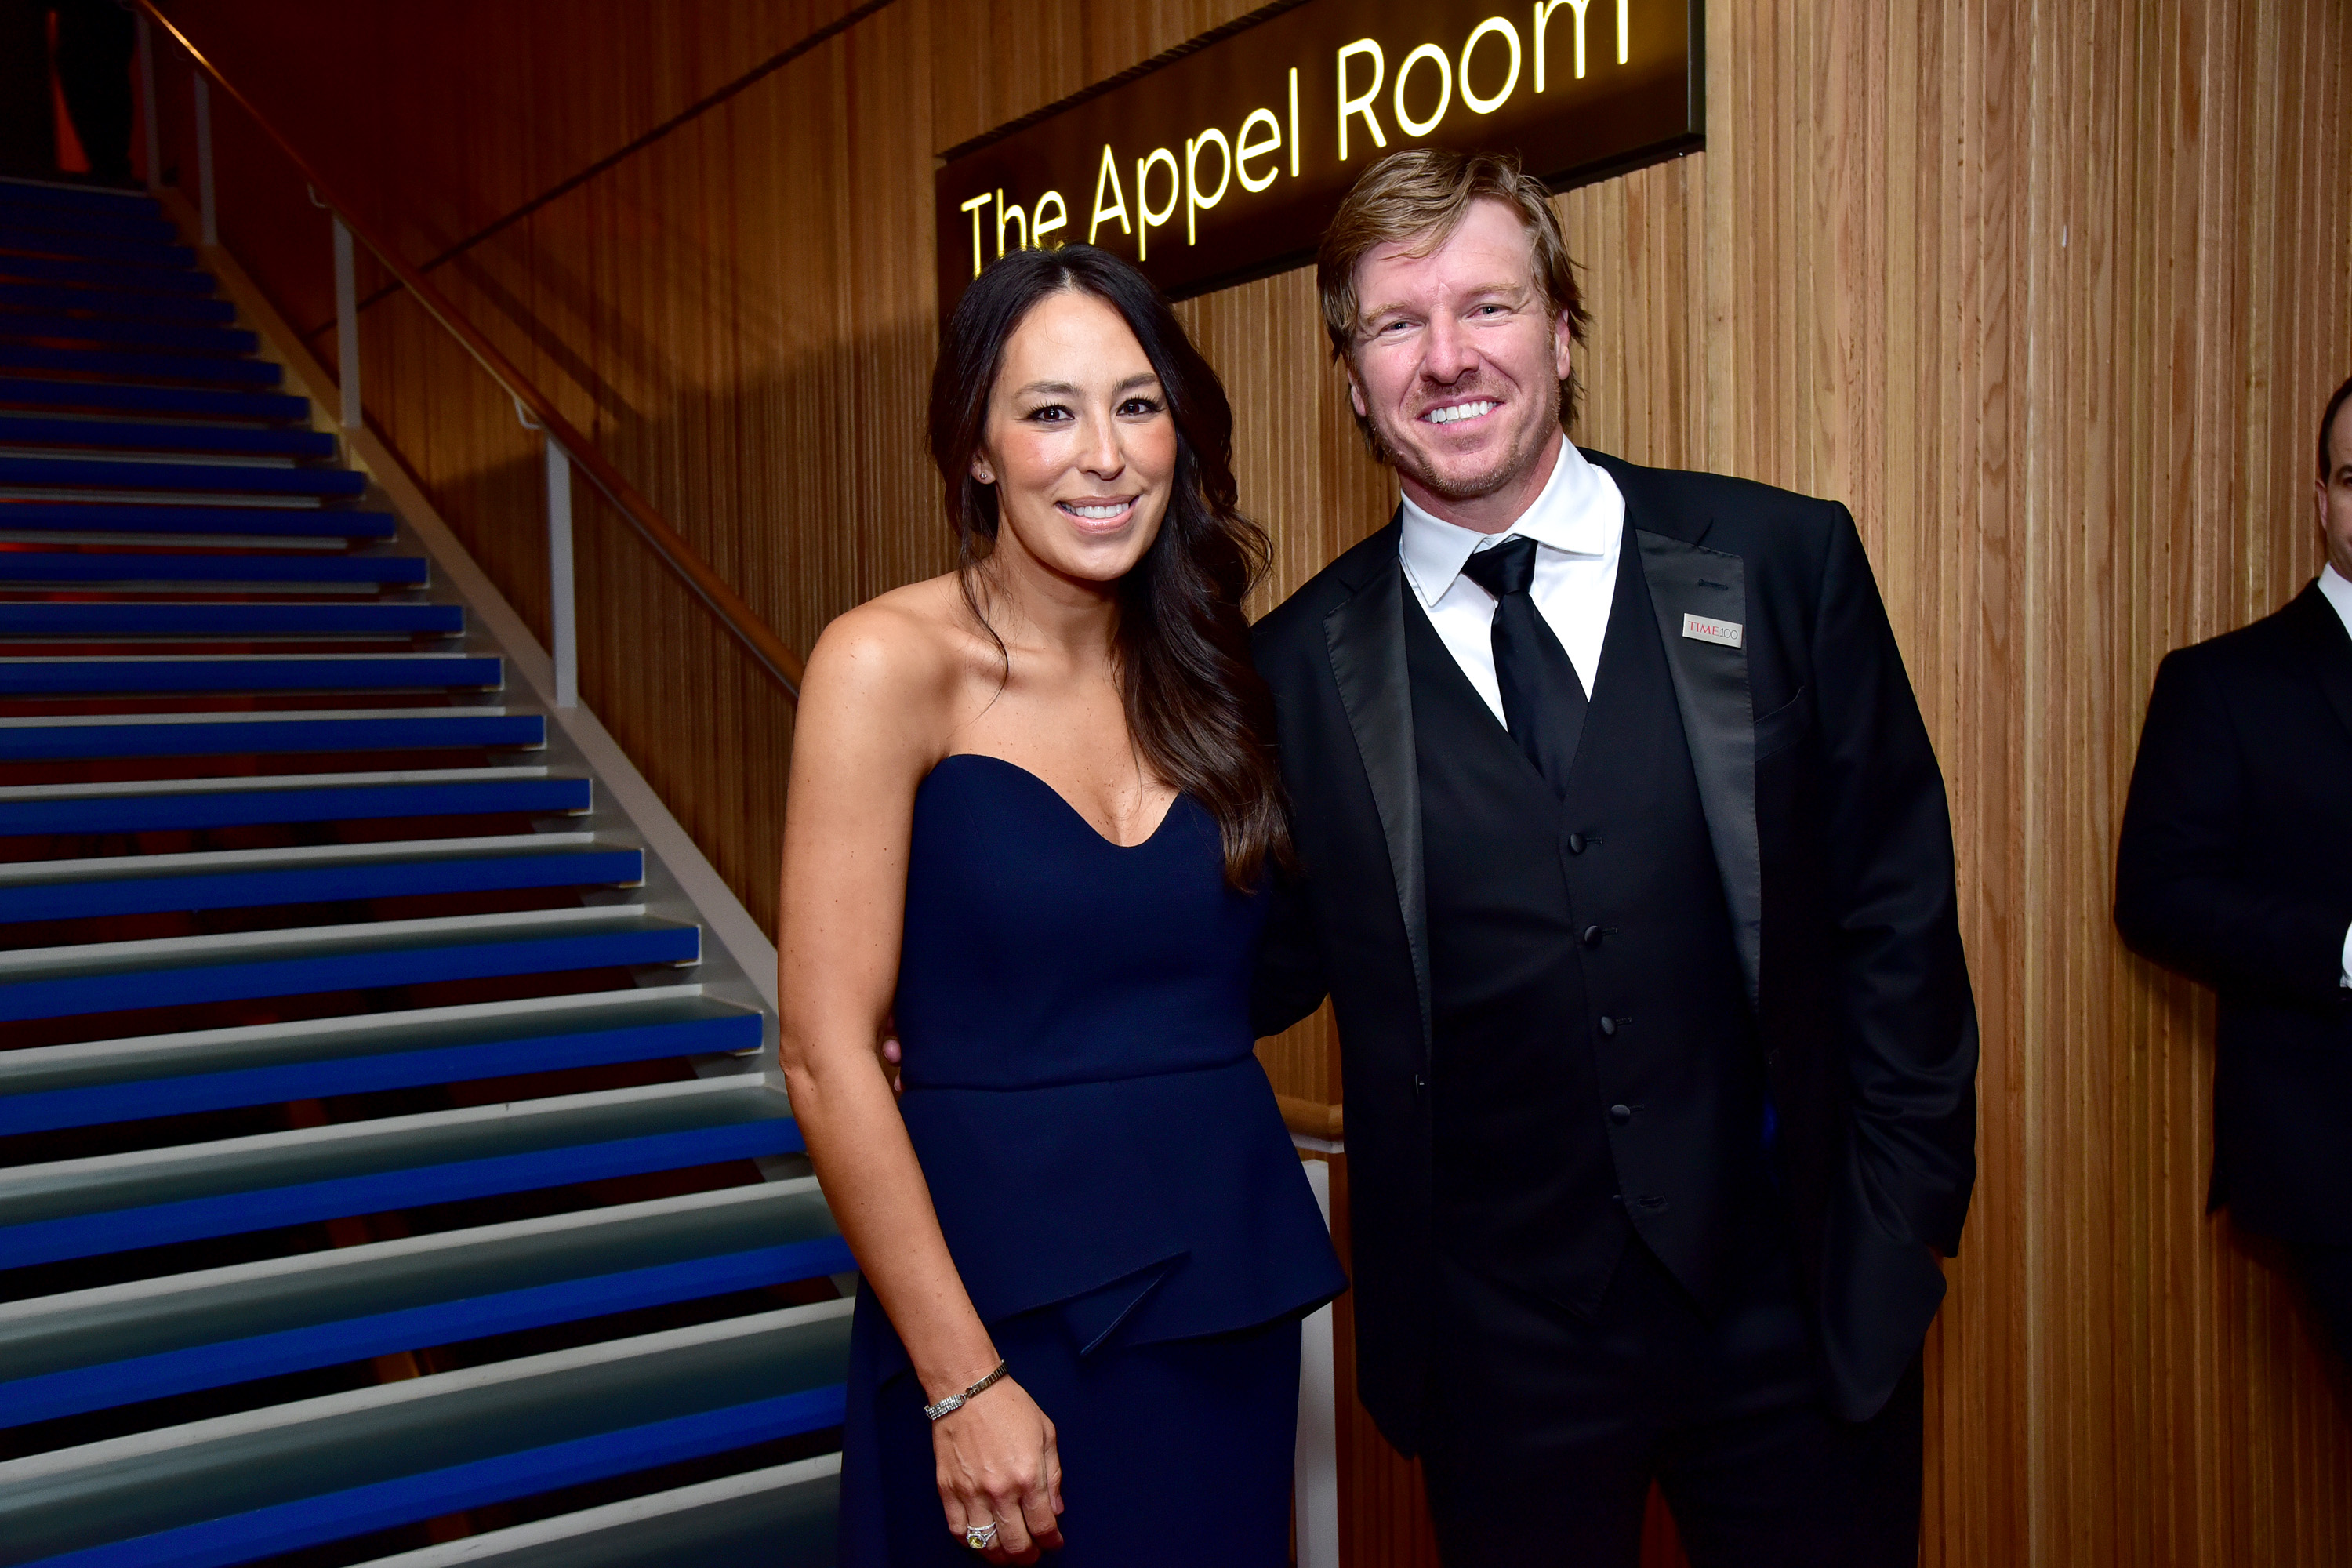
[838,754,1346,1564]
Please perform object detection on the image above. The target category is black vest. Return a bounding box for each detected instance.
[1409,525,1774,1318]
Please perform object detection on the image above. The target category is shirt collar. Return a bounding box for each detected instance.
[2319,564,2352,640]
[1397,438,1621,608]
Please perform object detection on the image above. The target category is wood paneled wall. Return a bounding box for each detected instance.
[147,1,2352,1562]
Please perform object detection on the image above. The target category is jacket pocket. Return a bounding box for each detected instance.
[1755,684,1814,762]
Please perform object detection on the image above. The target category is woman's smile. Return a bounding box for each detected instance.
[1057,495,1139,532]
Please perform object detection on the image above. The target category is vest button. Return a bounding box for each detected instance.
[1566,831,1587,855]
[1412,1073,1427,1100]
[1581,924,1606,948]
[1598,1015,1617,1038]
[1609,1103,1633,1125]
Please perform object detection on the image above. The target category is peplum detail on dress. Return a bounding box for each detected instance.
[854,754,1345,1386]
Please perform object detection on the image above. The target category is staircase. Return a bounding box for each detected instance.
[0,178,849,1566]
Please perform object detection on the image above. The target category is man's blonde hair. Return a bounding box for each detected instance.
[1316,149,1590,441]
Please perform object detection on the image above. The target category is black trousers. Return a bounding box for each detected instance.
[53,0,136,184]
[2295,1241,2352,1368]
[1420,1238,1922,1567]
[0,0,56,180]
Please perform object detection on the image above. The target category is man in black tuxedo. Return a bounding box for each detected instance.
[1251,150,1978,1565]
[2115,375,2352,1367]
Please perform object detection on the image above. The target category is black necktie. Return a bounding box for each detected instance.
[1459,535,1587,799]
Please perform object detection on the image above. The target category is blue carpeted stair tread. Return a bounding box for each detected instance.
[0,915,699,1022]
[0,501,394,536]
[0,454,365,495]
[0,312,260,354]
[0,223,197,269]
[0,551,426,583]
[0,342,283,385]
[0,250,219,292]
[0,281,238,322]
[0,207,177,243]
[7,845,644,920]
[0,601,455,634]
[0,412,333,455]
[0,710,545,761]
[0,180,167,222]
[0,655,503,695]
[0,994,760,1134]
[0,375,309,420]
[0,775,590,835]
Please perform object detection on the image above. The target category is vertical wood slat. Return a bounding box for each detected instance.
[146,0,2352,1560]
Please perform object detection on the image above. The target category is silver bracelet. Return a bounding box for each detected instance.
[924,1359,1008,1422]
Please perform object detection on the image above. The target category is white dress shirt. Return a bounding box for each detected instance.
[1397,439,1628,722]
[2317,562,2352,639]
[2319,566,2352,988]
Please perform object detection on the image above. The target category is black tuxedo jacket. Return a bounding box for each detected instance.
[2115,583,2352,1244]
[1251,450,1978,1443]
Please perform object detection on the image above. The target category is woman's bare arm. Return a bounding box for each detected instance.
[779,605,983,1385]
[778,599,1062,1559]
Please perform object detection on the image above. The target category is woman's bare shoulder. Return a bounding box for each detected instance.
[797,574,1000,768]
[805,575,967,691]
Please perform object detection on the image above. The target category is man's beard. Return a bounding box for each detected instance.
[1373,379,1563,503]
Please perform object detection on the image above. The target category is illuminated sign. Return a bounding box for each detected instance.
[935,0,1701,312]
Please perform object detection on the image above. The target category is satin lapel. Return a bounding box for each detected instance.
[2281,583,2352,748]
[1323,543,1432,1049]
[1636,528,1762,1005]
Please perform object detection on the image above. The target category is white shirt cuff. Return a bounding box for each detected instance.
[2339,921,2351,988]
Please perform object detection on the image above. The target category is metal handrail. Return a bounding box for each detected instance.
[136,0,807,698]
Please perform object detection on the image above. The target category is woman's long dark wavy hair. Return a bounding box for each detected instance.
[927,245,1291,889]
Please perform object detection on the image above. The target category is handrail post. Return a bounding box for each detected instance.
[192,74,216,245]
[1294,1156,1340,1568]
[134,13,159,192]
[332,216,361,430]
[545,438,578,710]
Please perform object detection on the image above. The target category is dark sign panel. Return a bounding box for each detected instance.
[935,0,1701,313]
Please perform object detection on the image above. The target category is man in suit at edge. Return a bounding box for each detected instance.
[1250,149,1980,1564]
[2115,374,2352,1368]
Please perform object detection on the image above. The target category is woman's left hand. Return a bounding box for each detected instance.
[933,1373,1065,1562]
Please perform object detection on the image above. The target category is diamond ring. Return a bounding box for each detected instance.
[965,1520,999,1551]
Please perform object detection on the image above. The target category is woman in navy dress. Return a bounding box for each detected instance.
[779,245,1345,1564]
